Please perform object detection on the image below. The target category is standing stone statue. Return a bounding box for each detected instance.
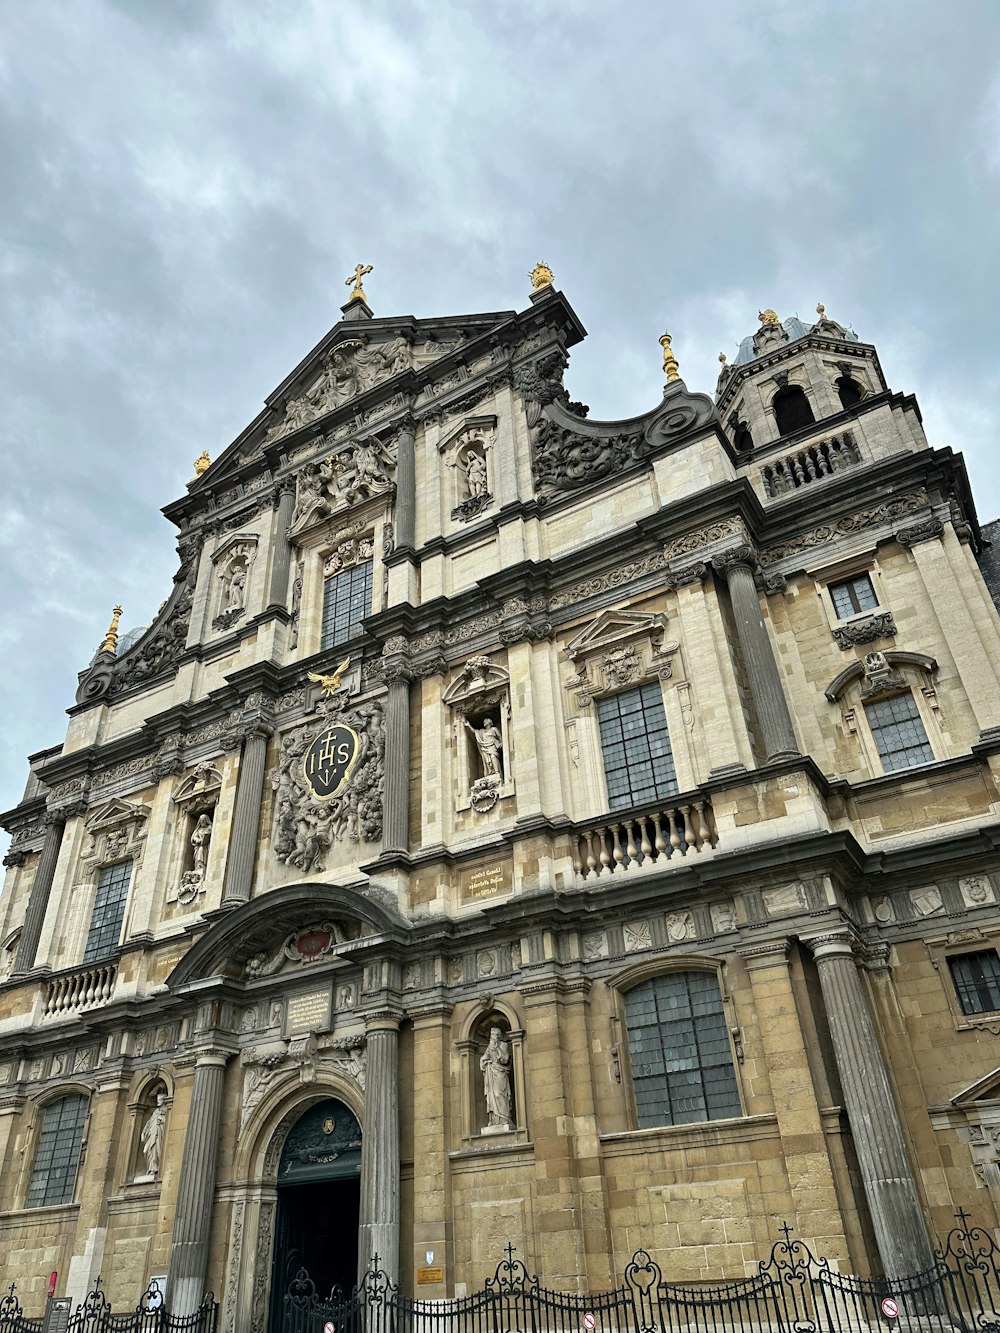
[465,717,503,778]
[464,450,488,497]
[226,565,247,610]
[479,1027,513,1130]
[191,813,213,873]
[140,1093,168,1176]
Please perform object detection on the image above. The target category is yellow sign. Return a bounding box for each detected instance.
[416,1267,444,1285]
[302,723,360,802]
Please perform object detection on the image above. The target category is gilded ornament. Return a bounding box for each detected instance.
[758,308,780,326]
[658,331,681,382]
[307,657,352,697]
[193,450,211,477]
[529,261,554,291]
[345,263,373,303]
[816,302,826,318]
[100,605,124,655]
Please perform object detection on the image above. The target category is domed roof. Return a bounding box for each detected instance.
[731,309,858,367]
[117,625,150,654]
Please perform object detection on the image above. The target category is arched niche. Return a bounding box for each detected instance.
[455,1000,526,1146]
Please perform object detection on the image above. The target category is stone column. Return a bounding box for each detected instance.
[409,1004,454,1297]
[713,547,798,762]
[266,483,297,611]
[13,813,66,974]
[805,932,935,1278]
[394,422,416,551]
[358,1010,401,1285]
[381,667,410,854]
[222,726,271,909]
[167,1051,230,1316]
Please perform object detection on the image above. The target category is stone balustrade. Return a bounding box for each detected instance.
[43,960,117,1016]
[573,794,717,882]
[760,430,861,498]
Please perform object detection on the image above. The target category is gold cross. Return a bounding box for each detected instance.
[345,263,373,302]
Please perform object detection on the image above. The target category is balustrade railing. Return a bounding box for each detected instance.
[43,962,117,1016]
[761,430,861,497]
[573,795,716,882]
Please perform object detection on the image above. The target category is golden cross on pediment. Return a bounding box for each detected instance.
[345,263,373,303]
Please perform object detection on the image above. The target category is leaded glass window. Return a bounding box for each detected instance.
[83,859,133,962]
[829,573,879,619]
[864,693,934,772]
[26,1095,87,1208]
[949,950,1000,1016]
[624,972,741,1128]
[321,562,373,650]
[597,683,678,812]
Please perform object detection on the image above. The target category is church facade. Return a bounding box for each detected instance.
[2,268,1000,1325]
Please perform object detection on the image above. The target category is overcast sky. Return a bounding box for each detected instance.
[2,0,999,831]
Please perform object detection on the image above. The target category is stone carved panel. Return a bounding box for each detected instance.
[563,609,678,708]
[910,885,943,917]
[290,437,397,534]
[832,611,896,650]
[761,492,930,563]
[266,337,411,441]
[79,798,150,879]
[761,884,808,917]
[272,692,385,873]
[961,876,996,909]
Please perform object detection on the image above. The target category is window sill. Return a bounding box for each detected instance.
[599,1112,778,1155]
[0,1201,81,1221]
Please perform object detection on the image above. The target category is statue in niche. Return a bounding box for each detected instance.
[465,716,503,778]
[191,813,213,874]
[140,1093,168,1177]
[226,564,247,610]
[463,448,488,498]
[480,1027,513,1130]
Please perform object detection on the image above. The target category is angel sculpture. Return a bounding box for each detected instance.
[308,657,352,697]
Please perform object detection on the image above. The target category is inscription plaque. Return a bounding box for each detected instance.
[286,989,331,1034]
[461,861,513,902]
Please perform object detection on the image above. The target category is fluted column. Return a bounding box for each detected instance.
[806,932,935,1278]
[394,422,416,550]
[221,727,271,909]
[266,483,297,611]
[13,813,66,974]
[167,1051,229,1315]
[381,668,410,853]
[713,547,798,762]
[358,1011,400,1285]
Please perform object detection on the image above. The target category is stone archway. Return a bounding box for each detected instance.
[221,1076,366,1333]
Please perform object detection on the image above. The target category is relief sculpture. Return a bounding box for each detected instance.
[267,337,410,441]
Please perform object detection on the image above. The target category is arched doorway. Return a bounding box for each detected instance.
[268,1098,362,1332]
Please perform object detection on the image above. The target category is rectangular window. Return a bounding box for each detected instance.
[950,950,1000,1015]
[829,572,879,619]
[864,693,934,772]
[83,860,133,962]
[321,562,373,651]
[625,972,742,1128]
[26,1095,88,1208]
[597,682,678,812]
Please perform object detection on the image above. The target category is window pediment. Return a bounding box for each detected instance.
[563,610,678,707]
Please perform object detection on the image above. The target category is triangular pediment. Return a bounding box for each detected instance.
[85,797,150,830]
[565,609,668,661]
[952,1066,1000,1107]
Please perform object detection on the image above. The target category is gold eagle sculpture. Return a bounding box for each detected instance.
[307,657,351,697]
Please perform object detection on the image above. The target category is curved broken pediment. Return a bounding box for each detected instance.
[166,883,407,987]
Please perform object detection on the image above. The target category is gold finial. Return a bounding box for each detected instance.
[193,450,211,477]
[529,261,554,291]
[758,309,780,326]
[659,332,681,383]
[816,302,826,318]
[345,263,373,303]
[101,605,124,655]
[718,352,727,365]
[307,657,351,697]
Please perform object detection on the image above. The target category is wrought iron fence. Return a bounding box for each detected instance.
[280,1210,1000,1333]
[0,1281,216,1333]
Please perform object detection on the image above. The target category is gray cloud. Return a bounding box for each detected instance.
[2,0,999,827]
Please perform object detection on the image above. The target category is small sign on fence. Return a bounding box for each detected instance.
[583,1314,597,1330]
[323,1320,336,1333]
[880,1296,899,1319]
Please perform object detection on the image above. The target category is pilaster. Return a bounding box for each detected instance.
[382,671,411,854]
[221,727,271,909]
[266,483,297,611]
[409,1004,453,1295]
[359,1009,401,1285]
[13,813,66,973]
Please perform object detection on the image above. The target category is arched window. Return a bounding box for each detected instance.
[772,386,815,436]
[624,971,741,1128]
[734,421,754,453]
[26,1094,88,1207]
[836,376,864,410]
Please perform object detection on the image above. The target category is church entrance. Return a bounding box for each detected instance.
[268,1099,362,1333]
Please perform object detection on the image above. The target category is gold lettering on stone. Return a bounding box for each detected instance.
[461,862,512,901]
[286,990,331,1033]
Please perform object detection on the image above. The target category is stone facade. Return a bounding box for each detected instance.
[2,289,1000,1317]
